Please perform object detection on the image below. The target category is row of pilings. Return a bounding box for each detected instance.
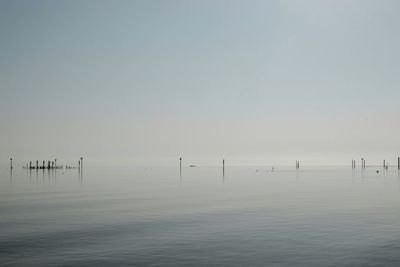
[352,157,400,170]
[24,160,61,170]
[9,158,83,171]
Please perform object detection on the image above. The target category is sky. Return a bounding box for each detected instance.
[1,0,400,166]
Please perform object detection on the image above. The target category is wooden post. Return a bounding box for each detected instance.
[383,160,385,169]
[55,159,57,168]
[36,160,38,169]
[80,157,83,171]
[42,161,45,169]
[179,157,182,175]
[223,159,225,176]
[47,161,50,169]
[398,157,400,170]
[10,158,13,170]
[29,161,32,169]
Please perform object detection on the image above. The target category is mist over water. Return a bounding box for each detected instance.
[2,165,400,266]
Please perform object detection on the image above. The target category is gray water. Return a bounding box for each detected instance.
[1,165,400,266]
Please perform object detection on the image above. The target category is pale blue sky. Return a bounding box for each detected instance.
[1,0,400,166]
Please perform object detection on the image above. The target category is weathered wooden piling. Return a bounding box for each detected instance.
[179,157,182,174]
[29,161,32,169]
[80,157,83,171]
[383,160,386,169]
[10,158,13,170]
[398,157,400,170]
[42,161,45,169]
[223,159,225,176]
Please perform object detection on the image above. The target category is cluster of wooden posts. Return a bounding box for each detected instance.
[23,160,61,170]
[10,158,83,171]
[352,157,400,170]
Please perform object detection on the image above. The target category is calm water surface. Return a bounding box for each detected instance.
[1,165,400,266]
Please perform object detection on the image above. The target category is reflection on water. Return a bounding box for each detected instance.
[78,167,83,184]
[1,166,400,266]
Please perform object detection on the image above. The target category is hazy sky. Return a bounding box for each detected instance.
[1,0,400,166]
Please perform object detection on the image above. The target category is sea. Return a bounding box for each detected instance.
[1,164,400,266]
